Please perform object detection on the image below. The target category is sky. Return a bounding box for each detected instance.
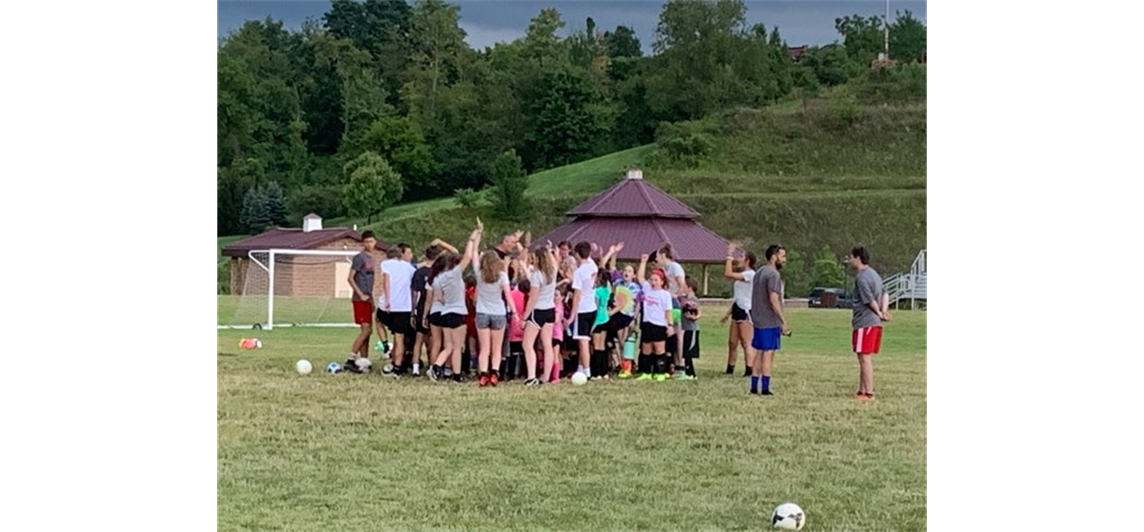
[218,1,927,53]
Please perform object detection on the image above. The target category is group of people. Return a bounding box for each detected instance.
[344,220,891,398]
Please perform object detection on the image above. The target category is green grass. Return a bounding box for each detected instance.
[218,307,926,531]
[524,145,653,198]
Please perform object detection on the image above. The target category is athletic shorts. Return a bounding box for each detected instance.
[439,312,466,329]
[428,312,444,327]
[386,311,413,336]
[353,300,373,325]
[640,322,668,343]
[572,311,595,340]
[683,330,700,358]
[509,341,524,357]
[852,326,883,355]
[528,308,556,327]
[607,313,634,332]
[731,303,749,322]
[752,327,782,352]
[476,313,507,330]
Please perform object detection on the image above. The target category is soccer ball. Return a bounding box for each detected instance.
[326,362,342,373]
[772,502,805,530]
[571,372,588,386]
[355,358,373,373]
[295,359,313,375]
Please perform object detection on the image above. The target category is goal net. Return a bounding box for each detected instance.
[219,249,363,329]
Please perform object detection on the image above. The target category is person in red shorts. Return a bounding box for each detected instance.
[346,231,379,372]
[848,246,891,400]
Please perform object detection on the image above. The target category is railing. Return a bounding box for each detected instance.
[884,250,927,306]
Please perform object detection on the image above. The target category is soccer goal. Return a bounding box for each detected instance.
[220,249,363,330]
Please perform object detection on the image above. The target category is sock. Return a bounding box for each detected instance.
[743,366,752,377]
[622,359,632,372]
[761,375,771,392]
[726,364,734,374]
[685,355,695,376]
[656,354,668,374]
[750,376,759,393]
[413,362,420,373]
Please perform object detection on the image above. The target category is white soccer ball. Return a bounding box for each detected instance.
[772,502,805,530]
[295,359,313,375]
[571,372,588,386]
[355,358,373,373]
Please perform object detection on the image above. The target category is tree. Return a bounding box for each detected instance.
[217,51,256,166]
[522,8,568,69]
[408,0,467,124]
[604,25,642,58]
[240,186,272,234]
[360,116,438,194]
[219,157,267,236]
[524,69,607,169]
[264,181,289,226]
[310,35,393,150]
[323,0,412,101]
[812,249,848,288]
[802,44,853,86]
[342,152,404,223]
[834,14,884,65]
[649,0,781,120]
[889,10,926,62]
[488,149,529,220]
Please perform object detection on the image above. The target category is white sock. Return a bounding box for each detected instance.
[412,363,420,373]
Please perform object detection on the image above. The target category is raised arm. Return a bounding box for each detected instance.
[724,243,745,281]
[458,219,482,272]
[430,238,458,254]
[600,242,624,269]
[637,254,649,284]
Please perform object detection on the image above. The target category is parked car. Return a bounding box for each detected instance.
[807,287,855,309]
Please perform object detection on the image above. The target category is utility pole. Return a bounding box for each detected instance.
[883,0,891,60]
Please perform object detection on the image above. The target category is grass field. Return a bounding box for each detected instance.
[218,306,926,532]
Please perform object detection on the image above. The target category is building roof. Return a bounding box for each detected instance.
[221,228,389,258]
[788,45,809,61]
[566,176,699,218]
[533,217,731,263]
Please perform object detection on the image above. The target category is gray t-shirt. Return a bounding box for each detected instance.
[529,268,557,311]
[476,271,510,315]
[750,265,784,329]
[437,266,467,316]
[852,267,884,329]
[351,252,375,302]
[679,294,700,331]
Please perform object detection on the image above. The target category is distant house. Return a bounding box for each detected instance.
[221,214,390,298]
[788,45,809,62]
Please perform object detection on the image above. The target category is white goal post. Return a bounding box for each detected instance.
[221,248,364,330]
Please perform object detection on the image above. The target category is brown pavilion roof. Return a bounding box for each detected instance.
[535,218,731,264]
[221,228,390,258]
[567,176,699,218]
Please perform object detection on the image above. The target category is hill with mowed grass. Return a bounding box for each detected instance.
[360,99,925,297]
[221,99,925,297]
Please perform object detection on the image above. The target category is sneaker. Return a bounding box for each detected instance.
[479,374,490,387]
[524,378,541,387]
[760,390,774,396]
[489,373,500,387]
[452,374,465,383]
[653,373,668,382]
[635,373,653,381]
[344,358,362,374]
[412,368,421,377]
[428,365,440,382]
[674,373,696,381]
[618,369,633,379]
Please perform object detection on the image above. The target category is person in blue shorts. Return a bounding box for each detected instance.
[748,244,789,396]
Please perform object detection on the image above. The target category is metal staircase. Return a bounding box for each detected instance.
[884,250,926,309]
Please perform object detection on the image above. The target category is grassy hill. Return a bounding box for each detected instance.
[362,100,925,297]
[220,100,925,297]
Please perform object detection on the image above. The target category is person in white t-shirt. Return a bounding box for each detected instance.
[472,247,514,388]
[569,241,599,378]
[522,244,560,386]
[636,253,675,381]
[378,243,417,377]
[721,243,758,377]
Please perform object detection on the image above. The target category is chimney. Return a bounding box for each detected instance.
[302,213,322,233]
[625,167,643,180]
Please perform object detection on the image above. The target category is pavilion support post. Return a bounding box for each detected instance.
[702,264,709,296]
